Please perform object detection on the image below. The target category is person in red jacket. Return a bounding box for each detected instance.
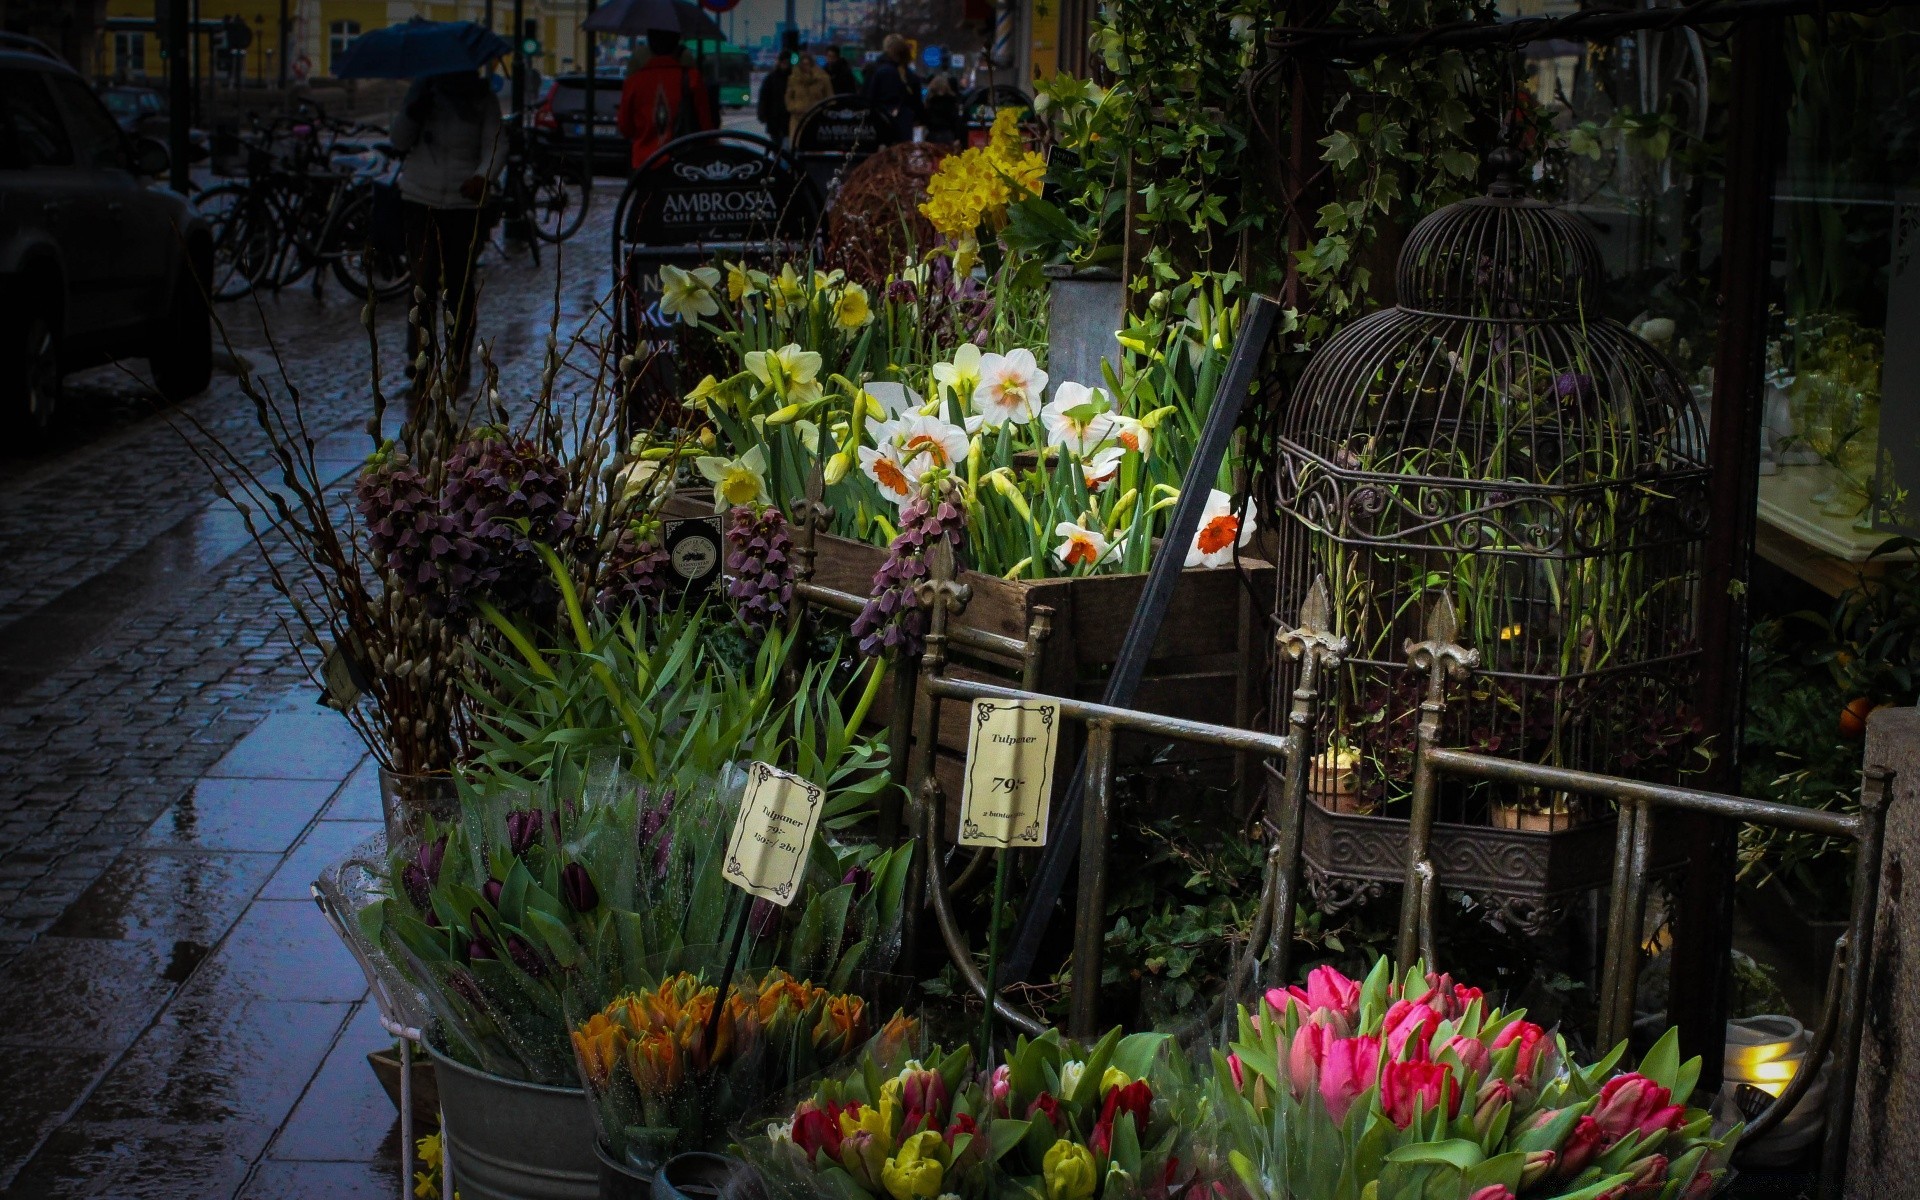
[617,29,713,170]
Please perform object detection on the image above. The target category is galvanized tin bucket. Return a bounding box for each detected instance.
[429,1045,599,1200]
[651,1152,756,1200]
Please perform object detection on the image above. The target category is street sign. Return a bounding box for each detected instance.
[921,43,945,69]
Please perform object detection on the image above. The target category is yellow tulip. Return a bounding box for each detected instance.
[881,1132,949,1200]
[1043,1141,1098,1200]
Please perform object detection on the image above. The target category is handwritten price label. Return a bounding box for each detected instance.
[721,762,826,905]
[957,699,1059,848]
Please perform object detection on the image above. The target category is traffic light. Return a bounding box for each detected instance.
[520,17,541,57]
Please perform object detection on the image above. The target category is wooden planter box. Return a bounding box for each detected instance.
[805,530,1274,823]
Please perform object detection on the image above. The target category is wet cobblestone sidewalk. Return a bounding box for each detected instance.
[0,207,621,1198]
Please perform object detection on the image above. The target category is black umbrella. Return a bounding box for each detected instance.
[582,0,726,42]
[332,18,511,79]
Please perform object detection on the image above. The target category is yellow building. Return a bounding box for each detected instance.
[100,0,594,84]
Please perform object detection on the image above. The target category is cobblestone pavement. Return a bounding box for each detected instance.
[0,202,623,1197]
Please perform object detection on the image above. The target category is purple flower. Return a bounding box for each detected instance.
[505,810,543,858]
[505,934,547,978]
[842,865,874,900]
[468,936,496,960]
[561,862,600,913]
[1552,372,1596,404]
[482,878,504,907]
[402,864,434,912]
[748,897,781,939]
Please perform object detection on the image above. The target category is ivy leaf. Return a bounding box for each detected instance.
[1317,202,1350,234]
[1437,150,1478,180]
[1321,130,1360,169]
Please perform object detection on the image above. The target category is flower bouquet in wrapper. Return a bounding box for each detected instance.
[749,1039,990,1200]
[571,969,918,1174]
[1211,960,1742,1200]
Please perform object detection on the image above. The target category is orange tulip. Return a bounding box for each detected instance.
[572,1012,627,1089]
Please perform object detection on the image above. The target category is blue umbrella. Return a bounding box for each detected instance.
[332,17,512,80]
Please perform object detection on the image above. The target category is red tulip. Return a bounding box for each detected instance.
[1028,1091,1062,1128]
[1554,1115,1605,1180]
[1593,1074,1686,1145]
[791,1100,843,1160]
[1679,1170,1717,1199]
[900,1066,949,1135]
[1492,1020,1550,1086]
[1317,1035,1380,1122]
[1381,1058,1459,1128]
[1383,999,1444,1061]
[1092,1080,1154,1154]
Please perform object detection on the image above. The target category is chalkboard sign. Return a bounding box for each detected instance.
[791,94,891,159]
[621,131,820,249]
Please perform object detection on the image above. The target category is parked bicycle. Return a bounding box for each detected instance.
[195,102,410,302]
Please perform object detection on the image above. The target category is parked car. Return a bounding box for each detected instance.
[97,83,210,162]
[530,72,629,176]
[0,39,213,431]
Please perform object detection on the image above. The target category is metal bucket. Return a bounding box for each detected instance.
[597,1141,654,1200]
[429,1045,599,1200]
[1045,266,1126,393]
[651,1153,758,1200]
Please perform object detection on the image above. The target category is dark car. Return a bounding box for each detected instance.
[0,40,213,430]
[98,83,210,162]
[531,72,630,176]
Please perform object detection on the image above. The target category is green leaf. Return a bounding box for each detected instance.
[1385,1138,1482,1170]
[1639,1027,1681,1093]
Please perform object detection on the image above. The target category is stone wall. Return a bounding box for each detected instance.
[1849,705,1918,1196]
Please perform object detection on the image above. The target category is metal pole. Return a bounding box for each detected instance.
[1667,14,1787,1084]
[277,0,287,89]
[165,0,191,194]
[584,0,596,191]
[1820,769,1890,1198]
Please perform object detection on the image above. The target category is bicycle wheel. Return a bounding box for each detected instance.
[527,156,589,244]
[197,183,271,300]
[328,191,413,302]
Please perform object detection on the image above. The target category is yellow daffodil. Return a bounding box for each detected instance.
[744,344,824,406]
[771,263,808,313]
[834,282,874,330]
[696,445,770,511]
[724,260,766,304]
[931,343,985,407]
[658,264,721,322]
[683,373,726,414]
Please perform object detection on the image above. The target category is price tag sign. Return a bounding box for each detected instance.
[957,698,1060,847]
[662,515,724,595]
[720,762,826,905]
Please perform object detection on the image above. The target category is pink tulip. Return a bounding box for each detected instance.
[1492,1020,1550,1086]
[991,1063,1011,1115]
[1593,1074,1686,1145]
[1316,1034,1380,1122]
[1679,1170,1718,1199]
[1288,1021,1334,1096]
[1595,1153,1670,1200]
[1471,1078,1513,1137]
[1227,1052,1245,1090]
[1446,1033,1491,1078]
[1518,1150,1557,1190]
[1382,999,1444,1061]
[1467,1188,1516,1200]
[1417,971,1485,1021]
[1381,1058,1459,1128]
[1271,965,1362,1025]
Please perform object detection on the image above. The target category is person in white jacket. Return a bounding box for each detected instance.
[391,69,506,393]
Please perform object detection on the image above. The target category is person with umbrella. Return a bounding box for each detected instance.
[617,28,714,169]
[338,18,510,396]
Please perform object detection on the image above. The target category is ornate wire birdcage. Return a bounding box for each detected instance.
[1268,154,1711,917]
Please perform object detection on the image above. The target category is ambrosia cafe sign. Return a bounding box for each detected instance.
[626,137,815,247]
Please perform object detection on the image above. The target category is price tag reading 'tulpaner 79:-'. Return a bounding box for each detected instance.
[958,698,1060,848]
[721,762,826,905]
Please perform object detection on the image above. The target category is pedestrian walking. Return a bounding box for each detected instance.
[861,34,924,143]
[617,29,713,171]
[390,68,506,395]
[784,48,834,137]
[757,32,798,145]
[823,44,858,96]
[923,72,963,144]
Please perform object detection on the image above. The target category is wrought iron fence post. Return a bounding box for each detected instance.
[1399,595,1478,969]
[1071,720,1117,1039]
[1597,799,1644,1049]
[901,538,970,968]
[1259,577,1347,987]
[1822,766,1892,1198]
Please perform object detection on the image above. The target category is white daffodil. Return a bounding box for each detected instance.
[683,373,725,414]
[658,264,720,322]
[696,444,770,511]
[1110,414,1152,459]
[931,343,986,407]
[864,380,924,419]
[793,419,820,455]
[1040,382,1118,454]
[743,344,824,406]
[973,348,1048,426]
[858,414,969,505]
[1079,446,1125,491]
[1186,488,1257,568]
[1053,521,1115,571]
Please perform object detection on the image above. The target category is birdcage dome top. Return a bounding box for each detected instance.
[1395,155,1605,319]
